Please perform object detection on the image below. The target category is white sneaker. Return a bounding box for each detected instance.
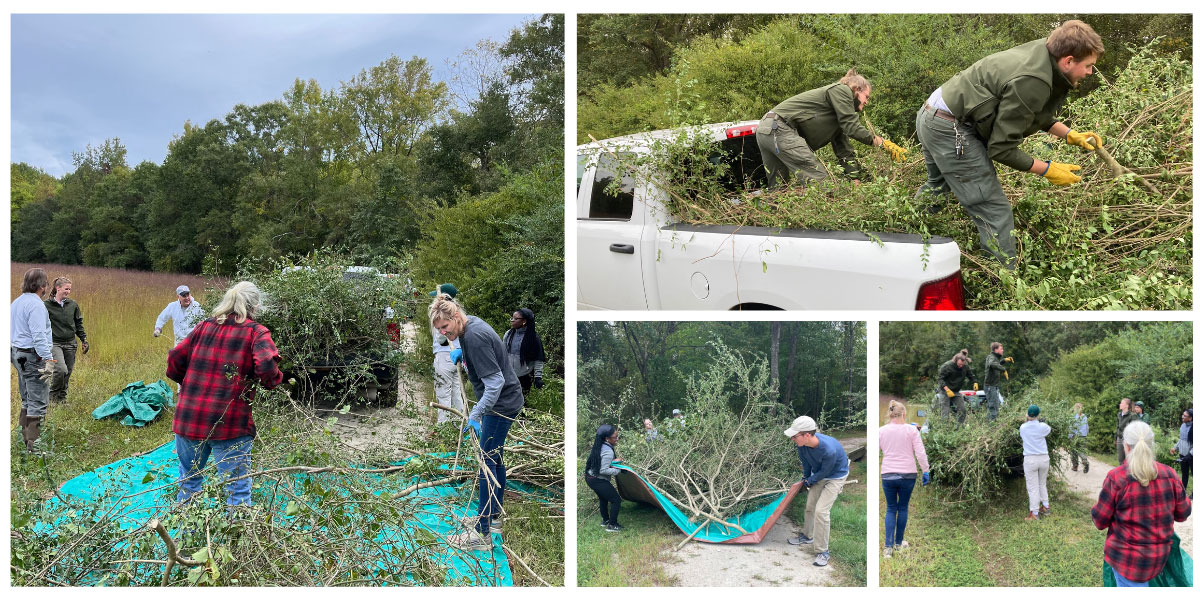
[446,529,491,551]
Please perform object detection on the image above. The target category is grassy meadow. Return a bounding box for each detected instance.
[10,262,215,496]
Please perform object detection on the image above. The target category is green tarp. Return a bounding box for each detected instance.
[613,462,802,543]
[1102,533,1193,587]
[92,379,173,426]
[34,441,516,585]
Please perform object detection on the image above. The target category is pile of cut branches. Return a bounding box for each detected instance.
[616,342,802,525]
[922,392,1082,505]
[626,44,1191,309]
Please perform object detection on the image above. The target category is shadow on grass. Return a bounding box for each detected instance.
[879,469,1107,586]
[576,493,679,586]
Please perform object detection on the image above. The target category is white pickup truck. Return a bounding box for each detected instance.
[576,122,965,310]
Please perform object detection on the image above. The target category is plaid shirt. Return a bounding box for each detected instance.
[1091,462,1192,582]
[167,317,283,441]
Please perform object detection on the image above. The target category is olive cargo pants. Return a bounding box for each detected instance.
[756,115,828,188]
[915,106,1016,268]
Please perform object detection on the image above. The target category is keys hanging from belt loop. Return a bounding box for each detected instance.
[953,121,967,158]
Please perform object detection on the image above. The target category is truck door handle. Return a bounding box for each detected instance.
[609,244,635,254]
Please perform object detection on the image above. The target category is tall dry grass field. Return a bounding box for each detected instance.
[10,262,217,495]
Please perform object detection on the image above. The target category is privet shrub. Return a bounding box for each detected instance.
[923,392,1081,505]
[616,342,803,521]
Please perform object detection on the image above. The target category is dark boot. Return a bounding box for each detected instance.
[22,416,42,454]
[19,407,28,428]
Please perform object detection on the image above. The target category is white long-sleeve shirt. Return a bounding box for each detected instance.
[155,300,204,345]
[10,293,53,360]
[1020,420,1052,456]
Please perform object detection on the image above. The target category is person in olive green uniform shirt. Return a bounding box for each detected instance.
[915,20,1105,268]
[756,69,907,188]
[1115,397,1135,464]
[936,352,977,425]
[983,342,1013,422]
[44,276,89,403]
[1133,401,1150,425]
[44,277,89,404]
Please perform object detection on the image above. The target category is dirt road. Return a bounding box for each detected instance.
[1059,450,1192,556]
[663,437,866,586]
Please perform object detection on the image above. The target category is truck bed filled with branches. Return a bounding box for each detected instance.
[639,46,1191,309]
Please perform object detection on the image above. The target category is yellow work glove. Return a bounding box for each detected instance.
[881,139,908,162]
[1004,371,1009,381]
[1065,129,1103,151]
[945,388,955,398]
[973,383,979,391]
[1004,357,1014,363]
[1043,161,1081,186]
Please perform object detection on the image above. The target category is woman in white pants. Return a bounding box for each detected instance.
[1020,404,1052,520]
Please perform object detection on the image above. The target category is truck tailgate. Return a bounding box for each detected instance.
[651,224,961,310]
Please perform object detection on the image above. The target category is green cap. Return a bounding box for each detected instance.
[429,283,458,298]
[1027,405,1040,417]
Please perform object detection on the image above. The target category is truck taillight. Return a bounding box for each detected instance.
[725,125,756,138]
[915,271,965,310]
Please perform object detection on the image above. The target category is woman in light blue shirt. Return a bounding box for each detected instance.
[1070,402,1090,473]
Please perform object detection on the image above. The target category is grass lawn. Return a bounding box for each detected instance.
[879,470,1107,586]
[577,448,868,587]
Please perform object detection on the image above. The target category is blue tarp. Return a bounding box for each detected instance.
[91,380,174,427]
[37,441,515,586]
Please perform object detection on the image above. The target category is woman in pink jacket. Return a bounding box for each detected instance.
[879,400,930,557]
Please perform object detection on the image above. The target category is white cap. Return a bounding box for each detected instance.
[672,409,682,415]
[784,416,818,437]
[176,285,191,296]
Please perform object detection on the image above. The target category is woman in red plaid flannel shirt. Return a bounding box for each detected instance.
[1091,420,1192,586]
[167,281,283,506]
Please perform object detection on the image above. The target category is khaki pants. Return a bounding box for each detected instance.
[1023,454,1050,513]
[803,476,847,553]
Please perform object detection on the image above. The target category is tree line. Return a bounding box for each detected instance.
[578,321,866,429]
[10,15,565,374]
[578,14,1192,144]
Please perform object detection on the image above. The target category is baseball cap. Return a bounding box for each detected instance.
[1027,405,1041,417]
[429,283,458,298]
[176,285,191,296]
[671,409,682,416]
[784,416,818,437]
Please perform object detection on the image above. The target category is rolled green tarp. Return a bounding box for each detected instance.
[91,379,174,427]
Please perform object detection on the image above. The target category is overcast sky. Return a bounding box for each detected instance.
[11,13,535,176]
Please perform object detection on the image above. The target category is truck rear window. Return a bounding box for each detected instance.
[589,153,635,220]
[713,136,767,193]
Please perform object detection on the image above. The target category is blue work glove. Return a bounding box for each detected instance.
[533,376,544,389]
[922,471,931,486]
[462,419,482,438]
[449,349,462,365]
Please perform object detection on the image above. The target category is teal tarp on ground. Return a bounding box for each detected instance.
[1102,533,1194,587]
[37,441,515,586]
[613,462,798,543]
[91,380,174,426]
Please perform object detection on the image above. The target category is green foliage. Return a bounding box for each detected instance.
[410,155,564,379]
[1041,322,1193,451]
[923,391,1080,505]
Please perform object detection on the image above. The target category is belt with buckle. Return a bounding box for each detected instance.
[923,103,957,122]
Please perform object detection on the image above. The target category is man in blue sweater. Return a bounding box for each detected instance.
[785,415,850,567]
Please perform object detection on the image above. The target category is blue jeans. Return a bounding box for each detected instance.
[175,434,254,505]
[475,414,513,534]
[882,477,917,547]
[1112,569,1150,587]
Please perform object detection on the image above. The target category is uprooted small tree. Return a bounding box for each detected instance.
[615,341,803,525]
[922,391,1082,505]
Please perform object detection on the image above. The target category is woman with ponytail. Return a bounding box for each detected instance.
[1091,420,1192,586]
[878,400,929,557]
[584,424,624,532]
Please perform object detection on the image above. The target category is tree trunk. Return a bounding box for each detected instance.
[783,325,800,408]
